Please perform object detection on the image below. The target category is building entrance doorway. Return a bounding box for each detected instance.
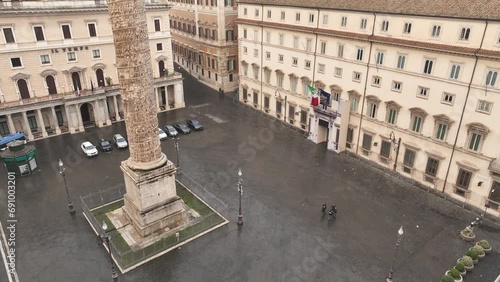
[317,119,329,145]
[80,103,95,127]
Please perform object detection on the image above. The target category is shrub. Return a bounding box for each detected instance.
[477,240,490,249]
[449,268,461,279]
[461,256,474,267]
[466,249,479,260]
[472,245,484,255]
[455,261,465,272]
[441,274,455,282]
[461,227,474,236]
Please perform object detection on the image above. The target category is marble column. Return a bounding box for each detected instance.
[174,82,185,108]
[51,106,61,134]
[94,100,103,127]
[104,98,112,125]
[6,114,15,134]
[155,87,161,112]
[113,95,121,121]
[36,109,48,137]
[76,104,84,131]
[21,112,33,140]
[64,106,75,133]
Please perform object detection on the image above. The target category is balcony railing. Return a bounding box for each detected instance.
[312,105,338,119]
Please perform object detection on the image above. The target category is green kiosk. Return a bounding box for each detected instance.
[0,140,39,176]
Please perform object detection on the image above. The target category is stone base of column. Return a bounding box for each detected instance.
[55,128,62,135]
[106,119,112,126]
[121,158,186,237]
[78,126,85,132]
[174,102,185,109]
[97,121,104,127]
[69,127,76,134]
[41,131,48,138]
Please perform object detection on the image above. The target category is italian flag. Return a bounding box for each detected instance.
[308,85,319,106]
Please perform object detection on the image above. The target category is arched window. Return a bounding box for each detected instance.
[17,79,30,99]
[45,75,57,94]
[158,60,165,77]
[96,69,105,87]
[71,72,82,91]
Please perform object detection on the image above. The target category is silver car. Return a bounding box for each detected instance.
[113,134,128,148]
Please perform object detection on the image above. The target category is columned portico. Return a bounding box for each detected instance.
[36,109,48,137]
[50,106,62,134]
[21,111,33,140]
[6,114,15,134]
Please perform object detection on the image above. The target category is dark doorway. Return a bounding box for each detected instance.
[27,115,37,131]
[80,103,94,126]
[71,72,82,91]
[96,69,105,87]
[318,119,329,145]
[17,79,30,99]
[158,60,165,77]
[160,87,166,106]
[46,75,57,94]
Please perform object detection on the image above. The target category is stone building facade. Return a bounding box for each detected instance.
[236,0,500,217]
[167,0,239,92]
[0,0,185,140]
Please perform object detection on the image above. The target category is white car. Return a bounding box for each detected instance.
[81,141,98,157]
[159,128,168,140]
[113,134,128,149]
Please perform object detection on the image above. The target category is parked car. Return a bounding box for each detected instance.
[159,128,168,140]
[98,139,112,152]
[173,123,191,134]
[164,125,178,137]
[187,119,203,131]
[81,141,98,157]
[113,134,128,148]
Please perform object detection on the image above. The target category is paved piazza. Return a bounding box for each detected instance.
[0,67,499,282]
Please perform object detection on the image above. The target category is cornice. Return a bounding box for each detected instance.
[0,3,170,15]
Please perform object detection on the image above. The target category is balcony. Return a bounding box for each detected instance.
[153,71,183,83]
[312,105,338,119]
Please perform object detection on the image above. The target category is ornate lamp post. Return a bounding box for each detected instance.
[237,168,243,225]
[482,187,496,218]
[387,226,404,282]
[389,131,402,171]
[58,159,75,215]
[102,221,118,281]
[174,137,180,170]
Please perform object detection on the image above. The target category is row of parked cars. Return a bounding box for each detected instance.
[81,120,204,157]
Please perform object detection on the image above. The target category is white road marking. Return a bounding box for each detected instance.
[204,114,228,124]
[0,221,18,282]
[190,103,212,109]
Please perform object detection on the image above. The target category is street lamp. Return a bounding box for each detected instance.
[387,226,404,282]
[389,131,402,171]
[101,221,118,281]
[58,159,75,215]
[237,168,243,225]
[482,187,496,218]
[174,137,180,170]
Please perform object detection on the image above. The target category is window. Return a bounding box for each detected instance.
[33,26,45,41]
[392,81,402,92]
[362,133,372,154]
[485,70,498,86]
[267,10,271,18]
[435,122,447,141]
[281,11,285,20]
[253,92,258,104]
[243,8,247,16]
[293,36,299,48]
[423,59,434,74]
[279,34,284,45]
[306,39,312,51]
[2,27,15,43]
[360,18,367,29]
[396,54,406,69]
[403,149,416,173]
[253,68,258,80]
[334,67,342,77]
[350,95,359,112]
[337,44,344,58]
[40,54,50,64]
[292,57,298,66]
[476,100,493,114]
[376,51,384,65]
[295,12,301,22]
[61,24,72,39]
[243,29,247,38]
[417,87,429,99]
[254,30,258,41]
[346,127,354,148]
[468,132,483,152]
[227,59,234,71]
[367,102,377,118]
[341,16,347,27]
[425,158,439,177]
[322,14,328,25]
[266,32,271,43]
[403,22,412,34]
[332,92,340,102]
[276,101,282,114]
[88,23,97,37]
[441,93,455,105]
[380,140,391,159]
[353,72,361,82]
[266,51,270,60]
[459,27,470,40]
[356,48,364,61]
[411,116,423,133]
[320,41,326,54]
[264,96,270,109]
[381,20,389,32]
[278,54,284,63]
[387,108,398,125]
[253,48,258,57]
[243,47,247,54]
[449,64,461,80]
[455,168,472,196]
[156,43,163,51]
[255,9,259,17]
[0,121,9,135]
[67,52,76,62]
[92,49,101,58]
[318,64,325,73]
[431,25,441,37]
[243,65,248,76]
[264,70,270,84]
[277,74,284,88]
[10,57,22,68]
[309,14,314,23]
[305,60,311,69]
[290,78,297,93]
[288,105,295,122]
